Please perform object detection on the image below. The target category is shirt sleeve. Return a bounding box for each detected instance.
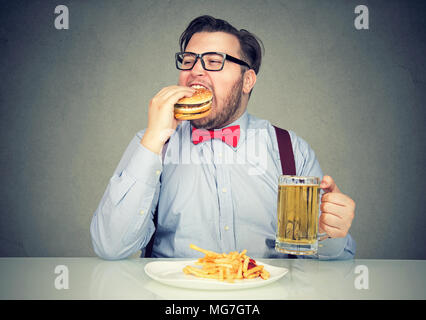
[90,131,163,260]
[289,131,356,260]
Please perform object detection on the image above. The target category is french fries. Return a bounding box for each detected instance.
[182,244,270,282]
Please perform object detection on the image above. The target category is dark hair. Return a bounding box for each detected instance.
[179,15,264,75]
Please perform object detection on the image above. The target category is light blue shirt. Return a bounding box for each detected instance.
[90,111,355,260]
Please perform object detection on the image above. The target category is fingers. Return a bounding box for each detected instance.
[320,175,334,189]
[321,192,355,208]
[320,187,356,239]
[319,200,355,238]
[319,213,350,238]
[320,201,346,217]
[320,175,340,193]
[318,175,356,239]
[151,86,194,113]
[157,85,195,104]
[143,85,194,153]
[156,85,192,96]
[165,90,196,106]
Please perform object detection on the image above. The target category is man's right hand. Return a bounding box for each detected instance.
[141,86,195,154]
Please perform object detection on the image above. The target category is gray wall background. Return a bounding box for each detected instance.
[1,0,425,259]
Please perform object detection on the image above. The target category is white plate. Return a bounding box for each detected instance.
[144,260,288,290]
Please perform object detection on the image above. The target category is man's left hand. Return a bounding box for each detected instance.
[319,175,356,238]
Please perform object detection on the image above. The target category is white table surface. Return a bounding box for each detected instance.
[1,258,425,300]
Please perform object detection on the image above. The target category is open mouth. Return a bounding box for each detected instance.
[190,83,210,91]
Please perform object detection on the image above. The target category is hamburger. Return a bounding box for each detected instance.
[174,86,213,120]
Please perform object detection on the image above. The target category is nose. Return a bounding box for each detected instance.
[190,57,206,76]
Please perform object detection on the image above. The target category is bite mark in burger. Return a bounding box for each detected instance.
[174,85,213,120]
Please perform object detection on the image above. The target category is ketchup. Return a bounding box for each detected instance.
[247,258,257,270]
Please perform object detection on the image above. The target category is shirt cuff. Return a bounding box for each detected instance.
[318,236,350,260]
[124,143,163,186]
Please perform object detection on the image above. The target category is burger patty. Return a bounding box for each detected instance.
[174,101,211,109]
[183,109,209,115]
[174,101,212,120]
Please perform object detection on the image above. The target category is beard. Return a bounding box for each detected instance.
[191,76,244,130]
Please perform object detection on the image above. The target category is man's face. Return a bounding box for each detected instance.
[178,32,245,129]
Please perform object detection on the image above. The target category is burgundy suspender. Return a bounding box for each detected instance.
[273,126,297,259]
[273,126,296,175]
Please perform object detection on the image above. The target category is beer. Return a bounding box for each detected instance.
[275,176,320,255]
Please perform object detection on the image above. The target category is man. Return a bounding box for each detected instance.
[90,15,356,260]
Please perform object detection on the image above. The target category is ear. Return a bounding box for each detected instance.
[242,69,257,94]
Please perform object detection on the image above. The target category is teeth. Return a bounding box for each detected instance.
[190,84,207,89]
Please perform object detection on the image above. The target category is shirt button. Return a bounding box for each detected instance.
[224,226,229,231]
[140,210,145,215]
[155,170,161,175]
[222,187,227,193]
[218,152,223,158]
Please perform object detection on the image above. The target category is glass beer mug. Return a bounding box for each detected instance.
[275,175,327,255]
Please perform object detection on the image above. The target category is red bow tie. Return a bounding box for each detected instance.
[192,125,240,148]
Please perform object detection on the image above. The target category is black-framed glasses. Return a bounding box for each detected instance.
[175,51,251,71]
